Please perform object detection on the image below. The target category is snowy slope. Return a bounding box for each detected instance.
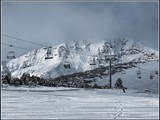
[2,87,159,119]
[6,38,158,79]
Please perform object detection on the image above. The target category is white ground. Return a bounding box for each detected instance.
[1,86,159,119]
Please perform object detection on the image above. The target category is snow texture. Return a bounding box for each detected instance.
[1,87,159,119]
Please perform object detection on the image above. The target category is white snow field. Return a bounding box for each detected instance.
[1,86,159,119]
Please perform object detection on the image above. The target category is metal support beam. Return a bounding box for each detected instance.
[109,59,112,88]
[104,54,116,89]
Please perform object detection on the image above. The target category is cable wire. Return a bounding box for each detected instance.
[139,67,154,72]
[2,43,32,51]
[2,34,46,47]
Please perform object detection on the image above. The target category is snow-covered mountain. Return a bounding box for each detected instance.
[1,61,10,76]
[1,61,11,80]
[6,38,159,79]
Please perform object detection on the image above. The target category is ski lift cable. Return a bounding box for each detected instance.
[2,43,32,51]
[138,67,154,72]
[135,66,153,73]
[133,68,153,72]
[2,34,47,47]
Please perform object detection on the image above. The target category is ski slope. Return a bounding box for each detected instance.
[2,59,159,119]
[1,86,159,119]
[1,38,159,119]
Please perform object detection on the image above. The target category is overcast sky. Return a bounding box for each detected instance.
[2,1,158,61]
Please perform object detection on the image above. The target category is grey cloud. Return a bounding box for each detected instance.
[2,2,158,61]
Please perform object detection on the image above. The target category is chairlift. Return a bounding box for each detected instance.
[137,76,141,79]
[64,55,71,69]
[101,49,105,54]
[137,73,141,79]
[150,72,154,79]
[121,70,126,74]
[45,46,53,59]
[64,62,71,69]
[6,45,16,59]
[137,68,141,79]
[136,69,141,75]
[7,51,16,59]
[90,57,96,65]
[155,70,158,75]
[97,58,104,67]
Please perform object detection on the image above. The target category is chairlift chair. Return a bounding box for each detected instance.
[90,60,96,65]
[63,55,71,69]
[45,53,53,59]
[90,62,96,66]
[138,76,141,79]
[137,71,141,79]
[64,62,71,69]
[136,68,141,75]
[6,45,16,59]
[101,49,105,54]
[121,70,126,74]
[155,70,158,75]
[90,57,96,65]
[45,46,53,59]
[7,51,16,59]
[97,58,104,67]
[137,69,141,79]
[45,56,53,59]
[150,73,154,79]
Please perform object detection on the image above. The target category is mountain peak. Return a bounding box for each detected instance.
[5,38,158,79]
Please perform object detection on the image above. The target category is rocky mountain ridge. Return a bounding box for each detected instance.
[5,37,158,79]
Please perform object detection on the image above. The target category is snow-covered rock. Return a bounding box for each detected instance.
[1,61,12,84]
[1,61,11,77]
[6,38,158,79]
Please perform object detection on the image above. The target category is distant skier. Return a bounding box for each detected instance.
[122,86,127,93]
